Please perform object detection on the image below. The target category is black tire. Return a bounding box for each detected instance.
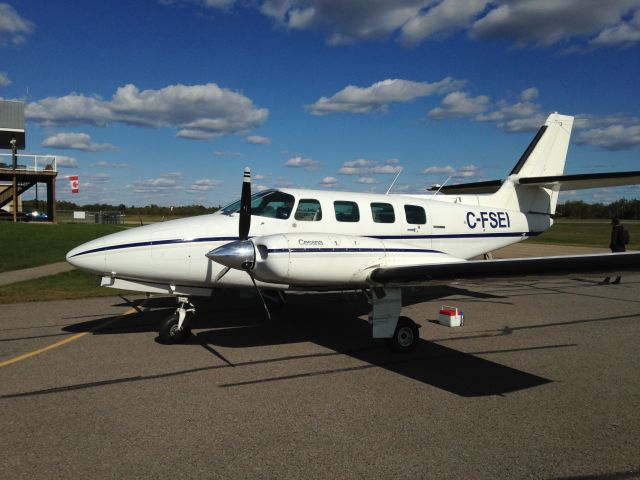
[159,313,191,344]
[386,316,419,353]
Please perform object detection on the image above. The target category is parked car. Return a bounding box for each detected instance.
[29,211,48,221]
[0,210,31,221]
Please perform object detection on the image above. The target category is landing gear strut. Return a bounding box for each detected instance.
[159,296,195,344]
[366,287,420,353]
[263,290,287,310]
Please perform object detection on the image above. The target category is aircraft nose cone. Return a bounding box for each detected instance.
[206,240,255,270]
[66,239,106,274]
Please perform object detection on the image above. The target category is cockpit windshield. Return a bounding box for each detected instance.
[220,190,295,220]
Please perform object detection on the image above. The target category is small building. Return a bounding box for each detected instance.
[0,100,59,222]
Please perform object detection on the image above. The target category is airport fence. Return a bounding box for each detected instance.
[57,210,124,224]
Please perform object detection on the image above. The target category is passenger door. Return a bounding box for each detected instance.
[402,203,432,248]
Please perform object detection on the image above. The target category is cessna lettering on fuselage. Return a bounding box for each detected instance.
[466,211,511,229]
[66,113,640,352]
[298,239,324,246]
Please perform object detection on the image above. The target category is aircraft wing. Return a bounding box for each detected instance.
[369,251,640,285]
[429,171,640,194]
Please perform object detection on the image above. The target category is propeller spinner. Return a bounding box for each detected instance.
[206,167,271,319]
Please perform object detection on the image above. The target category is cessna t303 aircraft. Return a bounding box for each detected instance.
[67,113,640,352]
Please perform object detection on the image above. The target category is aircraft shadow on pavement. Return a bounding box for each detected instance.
[61,288,558,397]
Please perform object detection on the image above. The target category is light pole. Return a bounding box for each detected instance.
[10,137,17,222]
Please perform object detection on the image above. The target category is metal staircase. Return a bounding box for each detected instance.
[0,181,35,209]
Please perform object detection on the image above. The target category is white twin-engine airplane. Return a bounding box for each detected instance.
[67,113,640,352]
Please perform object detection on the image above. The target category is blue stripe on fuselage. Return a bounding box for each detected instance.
[69,231,542,258]
[68,236,239,258]
[268,247,443,254]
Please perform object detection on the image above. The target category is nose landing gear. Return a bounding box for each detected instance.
[159,296,195,344]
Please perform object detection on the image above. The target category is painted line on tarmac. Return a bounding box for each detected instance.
[0,302,146,368]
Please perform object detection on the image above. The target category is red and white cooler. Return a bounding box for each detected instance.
[438,305,464,327]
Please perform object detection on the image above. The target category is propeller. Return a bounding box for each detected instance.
[207,167,271,320]
[239,166,251,241]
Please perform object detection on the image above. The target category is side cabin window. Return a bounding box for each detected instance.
[371,202,395,223]
[334,201,360,222]
[221,190,295,220]
[294,199,322,221]
[404,204,426,225]
[252,191,295,219]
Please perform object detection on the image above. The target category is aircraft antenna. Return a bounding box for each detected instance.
[385,167,403,195]
[430,176,452,198]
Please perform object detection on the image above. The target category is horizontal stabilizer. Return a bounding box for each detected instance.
[370,252,640,285]
[518,171,640,191]
[428,180,503,195]
[429,171,640,195]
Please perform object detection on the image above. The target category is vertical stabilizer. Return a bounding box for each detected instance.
[485,113,574,214]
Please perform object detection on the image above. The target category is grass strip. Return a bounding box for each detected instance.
[0,270,128,304]
[0,223,126,272]
[526,219,639,250]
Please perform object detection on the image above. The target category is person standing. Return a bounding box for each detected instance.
[602,218,626,284]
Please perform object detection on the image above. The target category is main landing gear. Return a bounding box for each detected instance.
[158,289,419,352]
[159,296,195,344]
[366,287,420,353]
[387,316,420,353]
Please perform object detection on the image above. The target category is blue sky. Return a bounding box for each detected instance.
[1,0,639,206]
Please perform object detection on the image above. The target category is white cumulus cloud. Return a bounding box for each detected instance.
[428,91,490,119]
[89,161,131,168]
[401,0,490,45]
[0,71,10,87]
[284,155,321,170]
[54,155,79,168]
[26,83,268,140]
[591,9,640,47]
[168,0,640,49]
[471,0,640,47]
[42,132,117,152]
[475,90,545,133]
[213,150,241,157]
[319,176,337,188]
[0,3,33,46]
[260,0,429,44]
[574,124,640,150]
[426,86,640,150]
[188,178,224,192]
[246,135,272,145]
[89,173,112,184]
[338,158,402,175]
[309,77,465,115]
[519,87,539,101]
[422,164,479,179]
[132,173,183,194]
[355,176,379,184]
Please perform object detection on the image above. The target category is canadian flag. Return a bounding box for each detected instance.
[69,176,79,194]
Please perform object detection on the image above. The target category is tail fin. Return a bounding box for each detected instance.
[486,113,574,214]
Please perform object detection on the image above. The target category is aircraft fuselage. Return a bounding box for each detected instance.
[67,188,551,295]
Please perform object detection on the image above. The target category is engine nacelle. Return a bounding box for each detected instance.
[250,232,454,287]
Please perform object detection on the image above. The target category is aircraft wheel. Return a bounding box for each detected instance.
[159,313,191,344]
[386,316,419,353]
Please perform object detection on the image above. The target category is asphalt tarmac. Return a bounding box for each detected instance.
[1,249,639,479]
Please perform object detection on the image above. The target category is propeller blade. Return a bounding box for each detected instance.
[208,166,267,319]
[248,270,271,321]
[214,266,231,282]
[239,167,251,241]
